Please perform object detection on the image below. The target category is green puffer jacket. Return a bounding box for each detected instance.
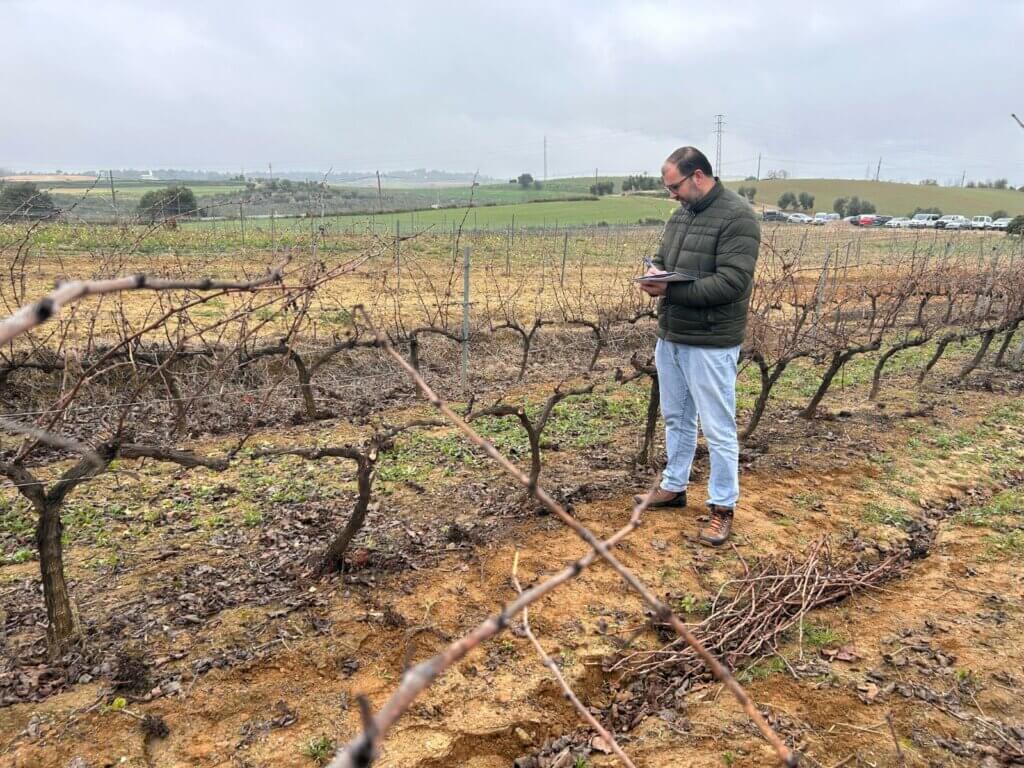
[652,181,760,347]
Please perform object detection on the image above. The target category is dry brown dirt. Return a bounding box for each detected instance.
[2,369,1024,768]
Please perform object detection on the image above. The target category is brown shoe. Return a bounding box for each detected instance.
[633,488,687,508]
[699,505,734,546]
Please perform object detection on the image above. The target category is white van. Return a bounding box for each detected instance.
[909,213,941,228]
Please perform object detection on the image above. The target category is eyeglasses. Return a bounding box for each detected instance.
[664,172,694,193]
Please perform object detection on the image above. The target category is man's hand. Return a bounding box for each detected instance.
[638,266,668,297]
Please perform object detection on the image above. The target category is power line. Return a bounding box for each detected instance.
[714,114,725,176]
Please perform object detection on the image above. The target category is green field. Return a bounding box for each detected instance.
[17,174,1024,226]
[187,195,679,233]
[723,178,1024,218]
[42,179,248,201]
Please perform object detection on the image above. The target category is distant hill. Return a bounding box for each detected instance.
[722,178,1024,218]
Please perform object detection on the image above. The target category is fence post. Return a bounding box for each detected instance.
[395,220,401,294]
[561,231,569,287]
[462,246,471,389]
[505,223,512,277]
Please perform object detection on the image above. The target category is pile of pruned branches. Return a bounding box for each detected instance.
[605,537,910,731]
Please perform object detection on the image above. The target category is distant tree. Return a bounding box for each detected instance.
[589,181,614,196]
[991,210,1009,220]
[743,175,757,181]
[137,185,197,222]
[517,173,534,188]
[532,180,543,190]
[0,182,57,218]
[1007,215,1024,236]
[777,192,797,210]
[965,181,977,188]
[797,192,815,210]
[833,197,848,217]
[993,178,1009,190]
[847,196,862,216]
[844,196,876,217]
[919,179,938,186]
[622,173,659,192]
[766,169,789,180]
[737,185,756,202]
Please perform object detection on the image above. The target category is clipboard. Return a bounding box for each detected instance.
[634,268,705,283]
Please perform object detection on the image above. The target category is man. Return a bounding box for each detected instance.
[634,146,759,546]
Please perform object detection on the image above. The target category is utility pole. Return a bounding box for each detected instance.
[713,114,724,176]
[756,153,761,182]
[376,170,383,212]
[960,170,967,187]
[874,157,882,182]
[1012,113,1024,130]
[543,135,548,181]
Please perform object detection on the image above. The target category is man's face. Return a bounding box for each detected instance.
[662,162,700,205]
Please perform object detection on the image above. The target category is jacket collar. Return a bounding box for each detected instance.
[687,178,723,214]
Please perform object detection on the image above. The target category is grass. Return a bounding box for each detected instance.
[40,175,1024,220]
[673,593,712,617]
[187,195,679,233]
[724,178,1024,219]
[986,530,1024,560]
[739,656,788,682]
[957,489,1024,529]
[803,622,844,648]
[301,735,336,765]
[862,501,911,527]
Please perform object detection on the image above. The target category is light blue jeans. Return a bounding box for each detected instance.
[655,338,741,508]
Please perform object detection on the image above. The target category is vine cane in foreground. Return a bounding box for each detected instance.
[0,254,292,346]
[511,550,638,768]
[327,473,661,768]
[340,305,798,766]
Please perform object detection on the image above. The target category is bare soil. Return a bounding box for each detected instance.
[2,356,1024,768]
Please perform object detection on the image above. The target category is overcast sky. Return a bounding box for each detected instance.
[5,0,1024,183]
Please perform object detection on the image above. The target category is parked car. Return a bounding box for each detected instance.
[909,213,941,228]
[857,214,879,226]
[844,215,860,225]
[936,215,970,230]
[971,216,993,230]
[812,212,830,225]
[873,215,893,226]
[992,217,1012,231]
[787,213,813,224]
[762,210,788,222]
[885,217,912,228]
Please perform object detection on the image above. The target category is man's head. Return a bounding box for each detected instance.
[662,146,716,205]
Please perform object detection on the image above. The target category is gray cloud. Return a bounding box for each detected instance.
[4,0,1023,182]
